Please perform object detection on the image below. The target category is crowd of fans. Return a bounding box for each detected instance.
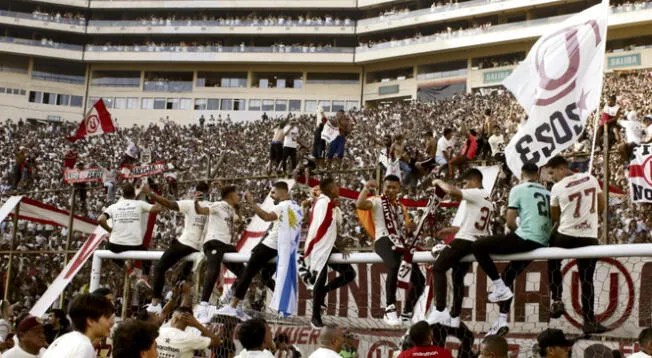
[0,69,651,357]
[115,14,354,26]
[359,22,493,49]
[31,8,86,25]
[86,41,340,53]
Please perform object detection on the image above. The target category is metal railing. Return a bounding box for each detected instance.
[0,10,86,26]
[85,44,354,54]
[0,36,83,50]
[88,18,354,27]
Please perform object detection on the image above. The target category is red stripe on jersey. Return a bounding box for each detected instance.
[304,200,336,257]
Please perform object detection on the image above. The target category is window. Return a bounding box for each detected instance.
[289,100,301,111]
[346,101,358,111]
[0,54,28,74]
[262,99,274,112]
[195,98,207,110]
[142,98,154,109]
[166,98,180,110]
[20,90,26,95]
[196,72,247,88]
[207,99,219,110]
[417,60,468,81]
[91,71,140,87]
[275,100,288,112]
[366,67,413,84]
[332,100,345,112]
[29,91,43,103]
[252,72,304,89]
[32,59,85,84]
[144,72,193,92]
[307,72,360,84]
[318,100,331,113]
[70,96,83,107]
[57,95,70,106]
[88,97,100,107]
[248,99,261,111]
[113,97,126,109]
[221,99,233,111]
[153,98,166,109]
[304,100,317,112]
[233,99,246,111]
[44,93,57,105]
[180,98,192,110]
[126,97,139,109]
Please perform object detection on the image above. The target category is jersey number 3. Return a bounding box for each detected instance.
[474,207,491,230]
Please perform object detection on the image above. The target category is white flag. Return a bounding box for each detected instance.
[503,1,608,178]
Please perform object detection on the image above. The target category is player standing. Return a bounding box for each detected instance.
[302,177,356,328]
[193,185,249,323]
[216,181,294,319]
[471,163,552,336]
[427,169,493,329]
[356,175,425,326]
[546,156,609,334]
[142,182,210,313]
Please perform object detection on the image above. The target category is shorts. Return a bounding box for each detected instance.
[313,139,326,159]
[270,142,283,163]
[327,135,345,159]
[435,155,448,165]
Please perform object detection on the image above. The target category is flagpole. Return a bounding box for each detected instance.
[3,202,19,300]
[587,107,602,174]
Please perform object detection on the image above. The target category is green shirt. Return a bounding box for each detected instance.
[508,181,552,246]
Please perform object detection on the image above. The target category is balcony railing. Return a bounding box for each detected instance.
[357,2,652,52]
[0,10,86,26]
[85,44,354,54]
[0,36,83,51]
[88,18,353,27]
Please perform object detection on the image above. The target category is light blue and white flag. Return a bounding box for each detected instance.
[270,200,303,317]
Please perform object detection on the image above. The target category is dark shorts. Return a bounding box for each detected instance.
[327,135,346,159]
[270,142,283,163]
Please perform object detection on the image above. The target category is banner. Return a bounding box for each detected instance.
[628,144,652,202]
[120,161,167,179]
[502,1,608,178]
[63,167,103,184]
[30,226,109,317]
[0,196,97,234]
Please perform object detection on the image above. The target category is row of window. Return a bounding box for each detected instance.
[88,96,359,112]
[90,70,361,90]
[29,91,83,107]
[0,87,26,96]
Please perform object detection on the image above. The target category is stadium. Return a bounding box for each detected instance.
[0,0,652,357]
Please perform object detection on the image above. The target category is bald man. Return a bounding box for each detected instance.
[309,325,344,358]
[479,335,508,358]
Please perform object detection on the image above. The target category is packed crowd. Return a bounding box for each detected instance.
[1,70,651,356]
[86,41,340,53]
[117,14,353,26]
[359,22,493,49]
[31,8,86,25]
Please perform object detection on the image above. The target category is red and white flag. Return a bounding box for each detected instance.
[502,1,608,177]
[67,99,115,142]
[628,144,652,203]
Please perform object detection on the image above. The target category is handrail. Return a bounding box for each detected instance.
[0,10,86,26]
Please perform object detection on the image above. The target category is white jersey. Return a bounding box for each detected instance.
[103,199,153,246]
[261,200,290,249]
[177,200,209,250]
[488,134,505,156]
[42,331,96,358]
[156,326,211,358]
[435,136,454,158]
[451,188,493,241]
[551,173,602,238]
[283,125,299,148]
[204,201,238,246]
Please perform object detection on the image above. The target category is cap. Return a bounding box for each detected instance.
[537,329,574,349]
[17,316,43,334]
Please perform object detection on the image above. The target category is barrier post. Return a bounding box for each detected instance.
[59,186,76,307]
[90,253,103,293]
[121,270,130,320]
[602,123,610,244]
[3,202,20,300]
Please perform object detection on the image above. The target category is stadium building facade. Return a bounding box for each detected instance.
[0,0,651,125]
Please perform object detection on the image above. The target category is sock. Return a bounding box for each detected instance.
[386,304,396,312]
[498,313,508,325]
[200,301,208,306]
[492,278,506,290]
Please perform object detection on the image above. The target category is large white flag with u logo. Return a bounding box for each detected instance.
[503,1,608,178]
